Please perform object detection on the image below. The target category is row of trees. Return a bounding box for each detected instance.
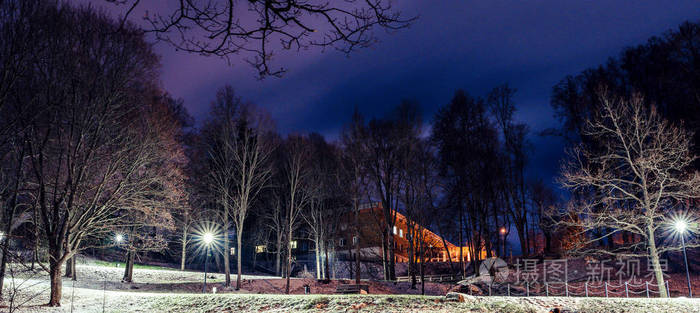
[2,0,698,306]
[0,0,412,306]
[0,1,190,306]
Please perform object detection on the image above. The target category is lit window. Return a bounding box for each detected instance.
[339,238,346,247]
[255,245,266,253]
[352,236,358,245]
[290,240,297,249]
[230,247,236,255]
[393,226,397,235]
[399,229,403,238]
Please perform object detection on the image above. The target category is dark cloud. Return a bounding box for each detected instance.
[84,0,700,189]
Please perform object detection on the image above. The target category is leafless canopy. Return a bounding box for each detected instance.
[109,0,415,78]
[554,89,700,296]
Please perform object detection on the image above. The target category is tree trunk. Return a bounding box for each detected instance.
[180,223,188,271]
[48,258,63,306]
[380,232,387,280]
[319,239,325,279]
[65,257,73,278]
[436,219,455,274]
[515,222,527,257]
[236,230,243,290]
[32,216,40,270]
[0,220,12,297]
[354,202,361,284]
[419,231,425,295]
[408,223,416,289]
[459,212,464,277]
[314,233,321,279]
[324,238,330,280]
[648,227,667,297]
[223,231,231,287]
[387,227,396,281]
[285,226,293,294]
[0,165,21,297]
[223,201,231,287]
[122,250,134,283]
[71,257,77,281]
[275,232,282,276]
[349,254,355,279]
[65,256,76,280]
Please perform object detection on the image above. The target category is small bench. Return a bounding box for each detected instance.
[335,284,369,294]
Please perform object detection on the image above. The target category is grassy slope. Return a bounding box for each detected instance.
[150,294,538,313]
[147,294,700,313]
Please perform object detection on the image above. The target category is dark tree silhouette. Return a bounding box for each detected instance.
[108,0,416,78]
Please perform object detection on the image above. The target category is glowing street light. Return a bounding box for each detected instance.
[673,219,692,298]
[203,233,214,245]
[499,227,507,258]
[675,220,687,234]
[202,232,215,293]
[115,234,124,243]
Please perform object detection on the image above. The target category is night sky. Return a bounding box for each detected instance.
[86,1,700,190]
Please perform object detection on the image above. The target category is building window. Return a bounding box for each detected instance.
[290,240,297,249]
[255,245,266,253]
[399,229,403,238]
[339,238,346,247]
[340,223,347,230]
[230,247,236,255]
[393,226,397,235]
[352,236,358,245]
[328,240,334,248]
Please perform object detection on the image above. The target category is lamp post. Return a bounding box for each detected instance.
[202,232,214,293]
[499,227,507,258]
[674,220,692,298]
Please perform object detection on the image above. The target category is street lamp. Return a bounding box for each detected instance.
[674,219,692,298]
[114,234,125,267]
[499,227,507,258]
[202,232,214,293]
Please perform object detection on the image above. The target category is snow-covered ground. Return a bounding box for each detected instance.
[3,263,700,312]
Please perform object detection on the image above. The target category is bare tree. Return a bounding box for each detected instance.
[201,86,240,287]
[359,102,421,280]
[121,92,188,283]
[340,108,369,284]
[107,0,415,78]
[432,90,505,274]
[261,191,286,276]
[488,84,532,256]
[281,135,312,294]
[529,180,557,255]
[556,90,700,297]
[7,3,176,305]
[400,137,439,289]
[302,133,344,280]
[176,203,198,271]
[229,105,275,290]
[302,188,325,279]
